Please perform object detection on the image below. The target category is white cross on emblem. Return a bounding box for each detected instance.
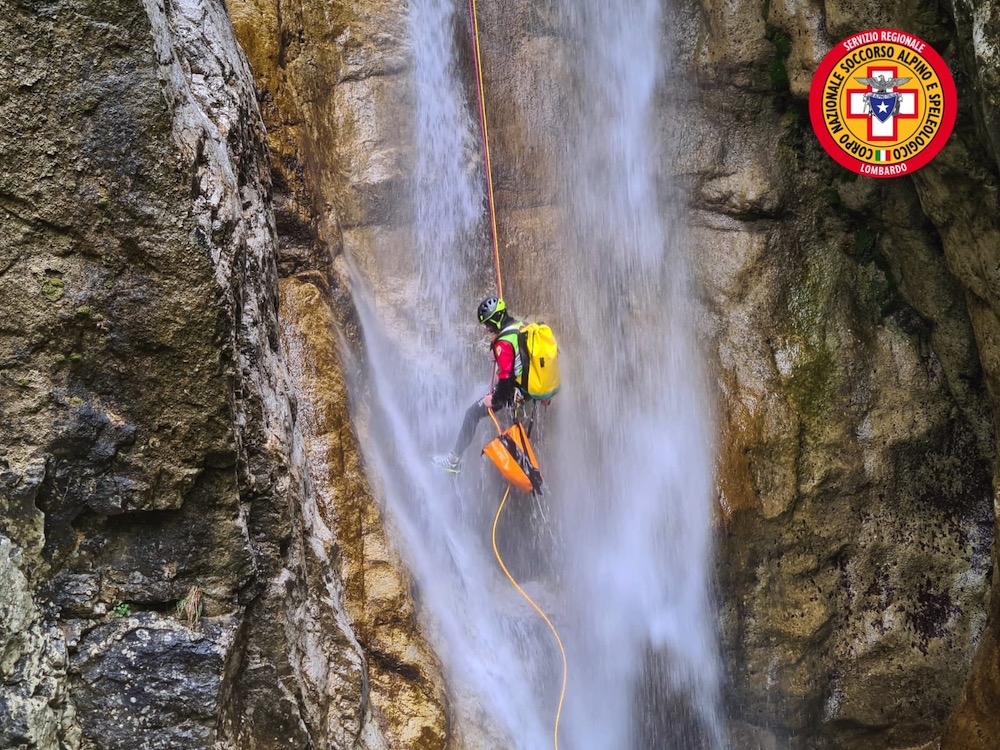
[847,66,917,140]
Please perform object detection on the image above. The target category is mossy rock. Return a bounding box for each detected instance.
[41,276,65,302]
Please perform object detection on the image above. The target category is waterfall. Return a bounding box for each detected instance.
[550,0,724,746]
[344,0,551,745]
[343,0,722,746]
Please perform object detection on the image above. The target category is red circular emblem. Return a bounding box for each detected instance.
[809,29,957,177]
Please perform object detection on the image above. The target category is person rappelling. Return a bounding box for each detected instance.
[432,295,527,473]
[432,295,560,495]
[447,1,568,743]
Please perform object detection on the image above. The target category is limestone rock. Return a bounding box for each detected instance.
[0,535,77,750]
[3,0,999,747]
[680,0,999,746]
[279,274,449,749]
[69,613,236,750]
[217,0,1000,747]
[0,0,384,747]
[227,2,469,745]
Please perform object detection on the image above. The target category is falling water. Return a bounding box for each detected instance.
[343,0,722,747]
[344,0,553,746]
[550,0,724,747]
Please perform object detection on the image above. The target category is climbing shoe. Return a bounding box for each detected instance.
[431,453,462,474]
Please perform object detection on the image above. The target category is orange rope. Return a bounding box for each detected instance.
[469,6,566,746]
[469,0,503,298]
[492,486,568,750]
[488,406,503,435]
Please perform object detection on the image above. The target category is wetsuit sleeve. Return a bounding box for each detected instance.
[491,339,517,408]
[493,340,515,380]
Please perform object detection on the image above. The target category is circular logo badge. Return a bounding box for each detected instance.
[809,29,957,178]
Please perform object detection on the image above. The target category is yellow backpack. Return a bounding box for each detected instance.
[518,322,560,400]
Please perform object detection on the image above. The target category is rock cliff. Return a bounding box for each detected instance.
[235,0,997,746]
[1,0,441,748]
[4,0,1000,748]
[682,0,1000,746]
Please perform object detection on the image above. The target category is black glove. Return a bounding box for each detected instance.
[491,378,516,410]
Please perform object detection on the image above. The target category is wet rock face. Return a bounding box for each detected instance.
[228,1,454,744]
[1,0,448,746]
[684,98,995,743]
[0,0,349,747]
[2,0,997,748]
[1,0,239,540]
[224,0,1000,748]
[0,0,239,743]
[69,613,236,750]
[0,536,76,750]
[279,275,448,749]
[676,0,1000,747]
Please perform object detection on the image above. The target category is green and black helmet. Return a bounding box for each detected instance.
[477,296,507,327]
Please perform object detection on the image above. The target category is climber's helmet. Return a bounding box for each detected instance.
[477,296,506,329]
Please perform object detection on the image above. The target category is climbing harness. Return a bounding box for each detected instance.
[468,0,567,746]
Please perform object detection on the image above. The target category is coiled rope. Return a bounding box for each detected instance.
[469,1,568,747]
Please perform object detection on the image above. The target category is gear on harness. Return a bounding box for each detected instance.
[481,399,545,493]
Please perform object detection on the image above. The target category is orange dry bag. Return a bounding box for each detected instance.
[482,422,543,494]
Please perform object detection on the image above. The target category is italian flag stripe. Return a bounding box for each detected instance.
[875,149,891,162]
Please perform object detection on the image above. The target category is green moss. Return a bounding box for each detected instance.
[844,221,906,317]
[763,22,802,138]
[786,346,838,424]
[782,250,843,428]
[765,24,792,92]
[836,167,859,183]
[40,276,64,302]
[771,30,792,58]
[854,226,878,262]
[788,252,830,336]
[781,109,801,132]
[68,352,83,365]
[75,306,93,319]
[113,602,131,617]
[769,59,790,91]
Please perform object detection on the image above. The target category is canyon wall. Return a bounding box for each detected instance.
[0,0,442,748]
[3,0,1000,748]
